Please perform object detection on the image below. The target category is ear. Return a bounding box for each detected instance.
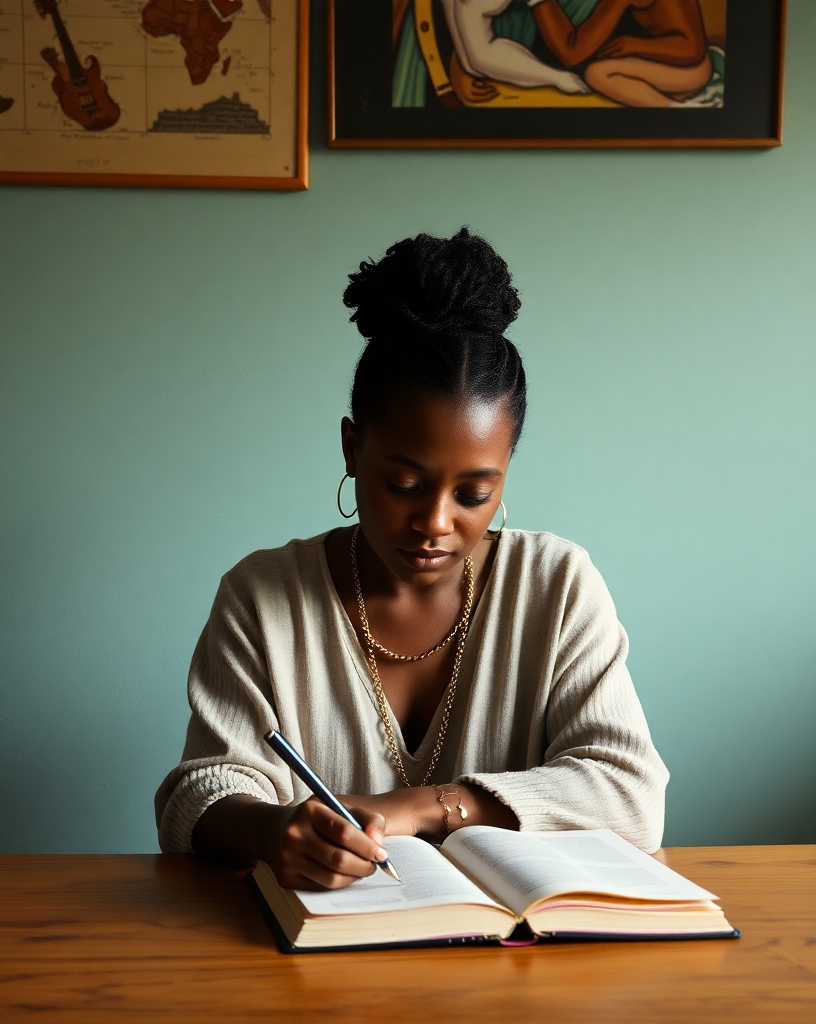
[340,417,359,477]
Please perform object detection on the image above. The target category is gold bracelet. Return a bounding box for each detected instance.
[434,785,469,835]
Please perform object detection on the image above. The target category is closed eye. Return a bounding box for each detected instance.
[387,480,493,507]
[456,492,493,507]
[386,480,420,495]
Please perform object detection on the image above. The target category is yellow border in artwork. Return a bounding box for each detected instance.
[413,0,455,102]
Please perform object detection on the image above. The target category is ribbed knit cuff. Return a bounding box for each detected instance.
[458,766,667,852]
[158,764,275,854]
[457,771,552,833]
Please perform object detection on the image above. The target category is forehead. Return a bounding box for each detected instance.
[362,394,514,469]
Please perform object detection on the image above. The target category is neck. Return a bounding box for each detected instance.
[49,7,86,85]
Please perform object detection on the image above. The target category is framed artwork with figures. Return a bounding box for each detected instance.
[0,0,308,188]
[329,0,786,148]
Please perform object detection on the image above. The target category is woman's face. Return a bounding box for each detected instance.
[342,393,515,587]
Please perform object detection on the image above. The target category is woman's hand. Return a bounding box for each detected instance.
[192,794,389,891]
[193,785,517,892]
[596,35,642,60]
[449,50,499,105]
[268,797,389,891]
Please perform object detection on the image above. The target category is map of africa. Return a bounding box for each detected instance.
[142,0,271,86]
[0,0,300,183]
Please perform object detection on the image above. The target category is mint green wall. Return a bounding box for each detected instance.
[1,2,814,853]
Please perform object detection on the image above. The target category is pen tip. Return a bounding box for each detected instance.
[383,861,401,883]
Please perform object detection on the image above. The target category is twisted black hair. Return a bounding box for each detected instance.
[343,227,527,448]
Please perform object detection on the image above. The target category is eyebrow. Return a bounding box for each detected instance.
[385,455,503,479]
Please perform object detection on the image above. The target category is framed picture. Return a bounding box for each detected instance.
[329,0,786,149]
[0,0,308,189]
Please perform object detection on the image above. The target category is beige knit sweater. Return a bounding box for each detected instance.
[155,530,669,854]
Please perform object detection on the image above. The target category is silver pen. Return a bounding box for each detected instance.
[263,729,401,882]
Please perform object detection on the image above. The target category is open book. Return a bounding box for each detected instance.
[250,826,737,951]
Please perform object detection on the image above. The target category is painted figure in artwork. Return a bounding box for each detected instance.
[441,0,589,99]
[532,0,715,107]
[393,0,725,110]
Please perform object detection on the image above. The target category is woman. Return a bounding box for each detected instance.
[532,0,713,108]
[155,229,668,891]
[441,0,588,99]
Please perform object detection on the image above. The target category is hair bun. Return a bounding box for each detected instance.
[343,227,520,344]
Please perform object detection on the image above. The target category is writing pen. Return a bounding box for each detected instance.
[263,729,401,883]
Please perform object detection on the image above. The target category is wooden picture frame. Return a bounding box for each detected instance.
[329,0,786,149]
[0,0,308,189]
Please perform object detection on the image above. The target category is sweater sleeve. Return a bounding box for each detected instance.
[458,552,669,853]
[154,571,295,854]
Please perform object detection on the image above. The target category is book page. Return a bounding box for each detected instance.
[296,835,503,917]
[443,827,717,918]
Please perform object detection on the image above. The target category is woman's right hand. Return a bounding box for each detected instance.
[267,797,389,891]
[192,793,389,890]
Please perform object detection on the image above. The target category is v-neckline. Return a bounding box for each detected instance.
[316,530,504,770]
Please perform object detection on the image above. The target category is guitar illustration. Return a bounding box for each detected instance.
[34,0,120,131]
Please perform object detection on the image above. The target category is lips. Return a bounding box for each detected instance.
[398,548,454,570]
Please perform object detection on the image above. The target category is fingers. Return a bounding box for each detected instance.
[275,849,373,891]
[472,79,496,97]
[351,807,387,848]
[307,820,382,879]
[272,799,390,891]
[314,803,386,857]
[286,856,371,892]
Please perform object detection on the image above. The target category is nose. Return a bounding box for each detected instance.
[410,491,455,541]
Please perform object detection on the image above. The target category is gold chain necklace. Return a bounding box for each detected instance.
[350,525,474,787]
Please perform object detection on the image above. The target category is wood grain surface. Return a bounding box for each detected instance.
[1,846,814,1023]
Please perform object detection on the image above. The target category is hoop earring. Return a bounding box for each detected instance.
[489,500,507,537]
[336,473,357,519]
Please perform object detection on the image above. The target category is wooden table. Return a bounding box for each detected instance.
[1,846,814,1023]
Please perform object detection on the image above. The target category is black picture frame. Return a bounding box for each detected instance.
[329,0,786,149]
